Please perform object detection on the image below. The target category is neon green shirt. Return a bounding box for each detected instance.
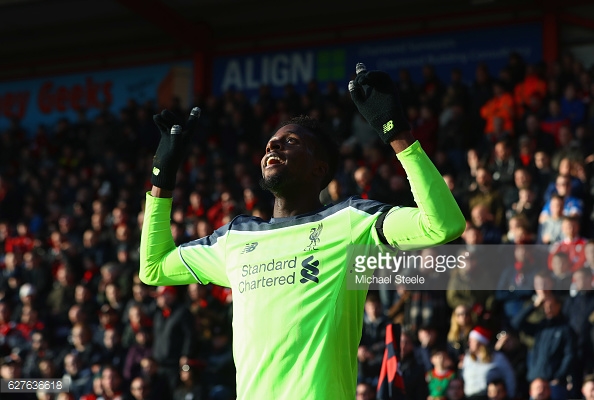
[140,141,465,399]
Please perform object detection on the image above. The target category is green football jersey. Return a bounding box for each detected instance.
[140,141,465,399]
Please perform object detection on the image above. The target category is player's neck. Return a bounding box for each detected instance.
[272,194,322,218]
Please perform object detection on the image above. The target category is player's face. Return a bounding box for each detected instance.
[261,124,322,191]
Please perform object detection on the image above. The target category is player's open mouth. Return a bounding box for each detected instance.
[264,154,285,168]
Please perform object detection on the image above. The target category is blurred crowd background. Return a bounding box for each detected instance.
[1,51,594,400]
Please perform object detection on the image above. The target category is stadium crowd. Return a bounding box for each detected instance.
[1,51,594,400]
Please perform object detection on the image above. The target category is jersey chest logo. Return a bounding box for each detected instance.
[304,223,323,251]
[241,242,258,254]
[300,255,319,283]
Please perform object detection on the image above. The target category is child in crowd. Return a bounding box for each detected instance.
[426,348,457,400]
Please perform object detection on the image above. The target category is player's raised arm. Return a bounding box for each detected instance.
[349,63,465,249]
[139,108,203,286]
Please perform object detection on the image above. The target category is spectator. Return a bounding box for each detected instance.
[549,252,573,292]
[489,139,518,190]
[123,282,157,323]
[353,166,389,203]
[528,377,551,400]
[22,330,54,378]
[129,377,154,400]
[100,328,127,372]
[480,80,515,140]
[0,301,27,355]
[447,250,494,314]
[493,330,528,398]
[532,151,554,193]
[62,323,102,370]
[417,324,443,372]
[173,361,203,400]
[470,204,502,244]
[1,358,37,400]
[122,304,152,349]
[98,365,124,400]
[496,242,539,322]
[548,216,587,272]
[21,250,52,301]
[152,286,195,391]
[399,330,429,400]
[503,167,536,213]
[514,65,547,118]
[15,304,44,342]
[563,268,594,382]
[139,356,171,400]
[540,99,569,144]
[539,175,583,223]
[447,305,474,366]
[461,326,516,399]
[560,82,586,128]
[123,328,152,381]
[487,378,511,400]
[551,126,583,171]
[544,157,585,201]
[38,357,60,380]
[356,382,376,400]
[511,294,574,400]
[536,194,564,244]
[46,264,76,328]
[446,377,467,400]
[426,348,457,400]
[12,282,40,323]
[583,374,594,400]
[94,304,122,346]
[468,167,505,229]
[504,214,533,244]
[358,293,387,384]
[62,352,94,399]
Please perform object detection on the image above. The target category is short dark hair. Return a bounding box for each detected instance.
[583,374,594,386]
[488,378,507,389]
[430,346,449,357]
[280,115,339,190]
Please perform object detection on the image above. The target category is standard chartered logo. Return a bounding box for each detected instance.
[238,256,320,293]
[300,255,319,283]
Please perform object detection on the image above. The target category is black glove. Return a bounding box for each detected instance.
[151,107,201,190]
[348,63,410,144]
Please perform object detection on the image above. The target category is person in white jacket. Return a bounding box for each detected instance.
[461,326,516,399]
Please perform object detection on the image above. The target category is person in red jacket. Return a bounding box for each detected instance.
[480,80,515,141]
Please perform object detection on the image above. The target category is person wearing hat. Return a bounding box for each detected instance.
[461,326,516,399]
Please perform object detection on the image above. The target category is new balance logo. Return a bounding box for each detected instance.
[383,120,394,133]
[241,242,258,254]
[300,255,319,284]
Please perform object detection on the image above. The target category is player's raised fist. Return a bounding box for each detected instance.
[151,107,201,190]
[348,64,410,144]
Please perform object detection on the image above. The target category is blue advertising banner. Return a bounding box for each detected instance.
[212,23,542,101]
[0,61,193,134]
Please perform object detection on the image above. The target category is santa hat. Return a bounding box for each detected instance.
[469,326,492,345]
[153,286,177,297]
